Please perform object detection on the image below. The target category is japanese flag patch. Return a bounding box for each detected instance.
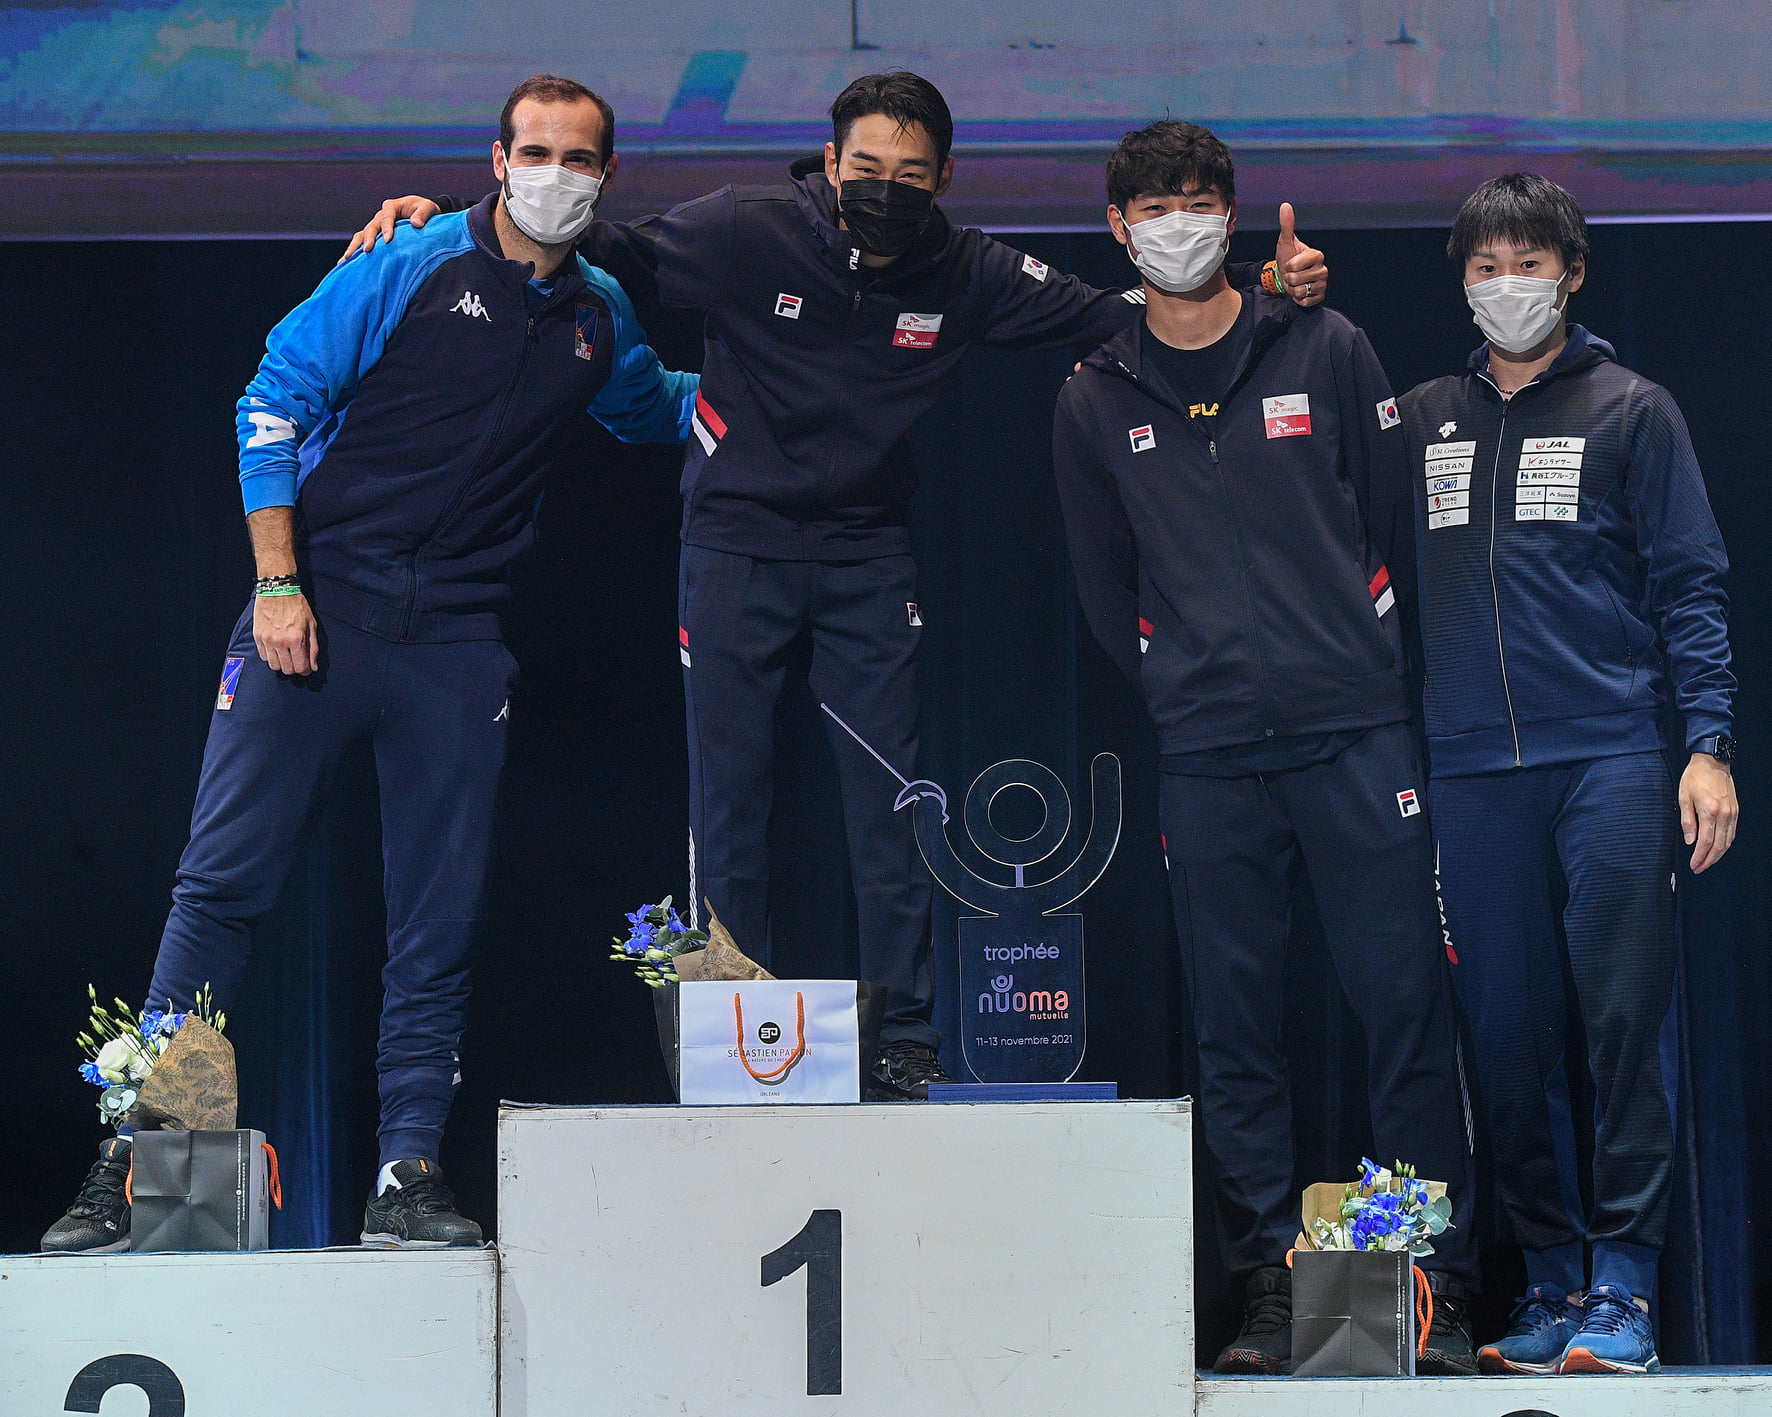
[893,312,943,348]
[1397,788,1421,818]
[216,656,245,711]
[1128,424,1156,453]
[1376,397,1400,430]
[1021,253,1049,282]
[1263,393,1312,439]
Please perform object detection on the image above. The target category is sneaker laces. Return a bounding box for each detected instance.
[1428,1289,1469,1338]
[1506,1289,1572,1339]
[391,1173,462,1216]
[67,1154,129,1219]
[1579,1288,1639,1338]
[878,1042,950,1086]
[1241,1291,1292,1337]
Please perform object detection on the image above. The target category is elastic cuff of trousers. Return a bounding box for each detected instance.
[377,1130,443,1170]
[1524,1241,1588,1296]
[1591,1240,1660,1303]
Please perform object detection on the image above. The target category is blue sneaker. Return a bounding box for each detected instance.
[1558,1285,1661,1374]
[1477,1285,1582,1374]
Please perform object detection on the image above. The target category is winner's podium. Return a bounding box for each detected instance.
[498,1099,1194,1416]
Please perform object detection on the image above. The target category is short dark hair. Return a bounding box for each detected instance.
[1447,173,1589,271]
[500,74,614,168]
[830,71,954,168]
[1106,120,1236,214]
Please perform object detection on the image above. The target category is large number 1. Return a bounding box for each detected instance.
[761,1209,842,1395]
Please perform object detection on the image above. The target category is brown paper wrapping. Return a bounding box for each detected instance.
[672,909,773,983]
[128,1017,238,1131]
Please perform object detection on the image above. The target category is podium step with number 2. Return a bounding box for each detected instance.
[498,1099,1194,1416]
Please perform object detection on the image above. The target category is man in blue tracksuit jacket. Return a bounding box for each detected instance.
[39,76,694,1254]
[348,71,1331,1099]
[1052,121,1476,1375]
[1401,174,1738,1376]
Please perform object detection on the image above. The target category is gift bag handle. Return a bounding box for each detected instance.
[733,991,806,1083]
[263,1141,283,1210]
[1413,1264,1432,1359]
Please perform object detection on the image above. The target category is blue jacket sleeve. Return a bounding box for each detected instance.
[579,261,698,444]
[1622,380,1736,744]
[235,221,464,512]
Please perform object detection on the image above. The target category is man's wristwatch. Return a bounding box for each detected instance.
[1692,733,1738,764]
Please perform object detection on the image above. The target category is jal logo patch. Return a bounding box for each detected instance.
[1397,789,1421,818]
[1129,424,1156,453]
[1376,397,1400,430]
[1021,253,1049,282]
[775,293,803,319]
[1263,393,1312,439]
[573,306,599,361]
[216,656,245,711]
[893,312,943,349]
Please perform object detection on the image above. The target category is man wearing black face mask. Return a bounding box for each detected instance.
[345,72,1330,1099]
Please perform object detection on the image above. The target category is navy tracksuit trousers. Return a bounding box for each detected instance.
[1157,722,1477,1282]
[147,607,516,1166]
[678,545,937,1047]
[1432,751,1677,1301]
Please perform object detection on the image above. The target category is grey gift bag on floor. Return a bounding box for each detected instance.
[1290,1249,1421,1376]
[130,1129,276,1251]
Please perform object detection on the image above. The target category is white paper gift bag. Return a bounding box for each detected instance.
[678,979,861,1104]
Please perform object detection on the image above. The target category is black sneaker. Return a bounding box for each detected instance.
[1213,1266,1293,1374]
[866,1040,954,1101]
[360,1159,483,1248]
[1417,1269,1479,1376]
[41,1137,133,1254]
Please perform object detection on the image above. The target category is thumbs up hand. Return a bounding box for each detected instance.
[1275,203,1328,308]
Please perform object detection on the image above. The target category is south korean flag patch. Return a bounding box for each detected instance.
[1376,397,1400,430]
[1021,253,1049,282]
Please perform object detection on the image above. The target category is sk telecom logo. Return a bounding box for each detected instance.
[893,312,943,348]
[1263,393,1311,439]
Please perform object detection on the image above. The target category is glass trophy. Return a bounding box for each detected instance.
[908,756,1121,1083]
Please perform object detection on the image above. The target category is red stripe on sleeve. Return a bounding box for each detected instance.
[679,626,690,647]
[694,390,727,440]
[1368,565,1390,597]
[1138,617,1155,637]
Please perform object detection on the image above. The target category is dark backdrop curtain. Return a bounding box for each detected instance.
[1,223,1765,1363]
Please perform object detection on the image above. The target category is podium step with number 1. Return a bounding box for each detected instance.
[498,1099,1195,1416]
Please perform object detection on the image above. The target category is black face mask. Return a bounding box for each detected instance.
[838,178,935,258]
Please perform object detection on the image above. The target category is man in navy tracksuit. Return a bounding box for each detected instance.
[1401,174,1738,1376]
[1052,121,1477,1374]
[351,72,1330,1098]
[40,77,694,1253]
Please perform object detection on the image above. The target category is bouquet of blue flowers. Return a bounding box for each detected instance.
[610,897,709,987]
[76,983,226,1127]
[1306,1158,1452,1257]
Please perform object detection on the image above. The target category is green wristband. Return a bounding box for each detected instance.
[256,585,303,598]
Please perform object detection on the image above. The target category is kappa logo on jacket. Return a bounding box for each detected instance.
[1262,393,1311,439]
[450,290,490,321]
[893,312,943,349]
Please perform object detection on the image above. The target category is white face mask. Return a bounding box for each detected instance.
[1464,273,1568,354]
[501,161,602,246]
[1124,208,1230,295]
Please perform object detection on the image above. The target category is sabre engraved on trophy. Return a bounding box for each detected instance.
[820,699,1121,1085]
